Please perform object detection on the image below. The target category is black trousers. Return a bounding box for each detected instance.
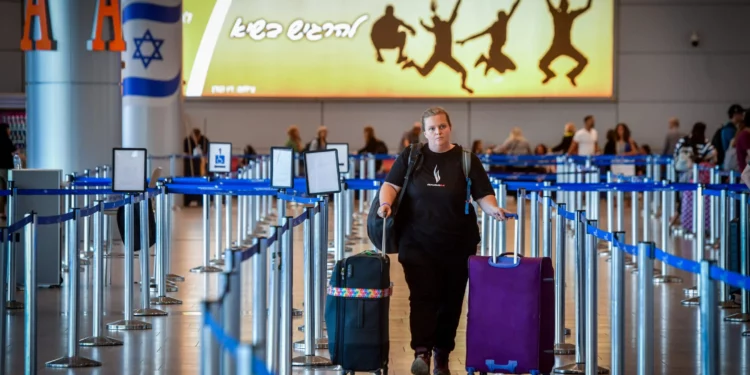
[401,257,470,353]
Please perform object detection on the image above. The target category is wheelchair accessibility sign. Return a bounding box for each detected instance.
[208,142,232,173]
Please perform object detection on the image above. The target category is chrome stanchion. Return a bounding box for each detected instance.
[151,187,182,306]
[683,184,706,304]
[134,193,167,317]
[6,182,22,309]
[636,242,654,375]
[691,164,699,237]
[554,210,588,374]
[279,216,294,375]
[315,198,330,349]
[630,190,639,272]
[610,232,626,375]
[603,172,613,256]
[516,188,526,256]
[654,183,682,284]
[530,191,539,257]
[335,192,346,261]
[585,219,608,375]
[107,196,152,331]
[542,191,551,258]
[191,194,222,273]
[277,197,302,319]
[266,226,282,374]
[699,260,719,375]
[81,169,93,259]
[23,214,38,374]
[237,344,256,375]
[480,210,489,257]
[553,203,574,355]
[237,176,246,245]
[200,301,221,374]
[225,193,233,248]
[725,191,750,321]
[211,194,224,266]
[293,207,332,366]
[252,236,268,361]
[165,188,184,283]
[47,208,102,368]
[80,202,123,346]
[710,167,719,247]
[222,246,242,375]
[717,188,738,308]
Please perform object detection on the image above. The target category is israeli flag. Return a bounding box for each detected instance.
[122,0,182,106]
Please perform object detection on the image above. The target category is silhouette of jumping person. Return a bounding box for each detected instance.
[371,5,416,64]
[456,0,521,76]
[539,0,592,86]
[401,0,474,94]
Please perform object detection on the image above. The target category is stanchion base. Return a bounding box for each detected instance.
[293,308,303,317]
[134,308,168,317]
[718,301,741,310]
[598,251,610,257]
[553,343,575,355]
[46,355,101,368]
[107,319,152,330]
[190,265,223,273]
[79,335,124,347]
[210,258,225,266]
[630,267,640,274]
[167,274,185,282]
[166,285,178,293]
[6,300,23,310]
[624,260,636,268]
[104,252,126,258]
[654,275,683,284]
[291,354,333,367]
[681,296,700,306]
[742,330,750,336]
[553,363,608,374]
[151,296,183,305]
[724,313,750,322]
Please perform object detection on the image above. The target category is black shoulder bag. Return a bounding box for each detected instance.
[366,143,423,254]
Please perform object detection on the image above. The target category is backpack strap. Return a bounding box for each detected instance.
[393,143,422,214]
[462,148,472,215]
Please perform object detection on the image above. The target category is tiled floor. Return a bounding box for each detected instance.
[3,197,750,374]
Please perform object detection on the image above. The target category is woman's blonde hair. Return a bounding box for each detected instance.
[420,107,452,131]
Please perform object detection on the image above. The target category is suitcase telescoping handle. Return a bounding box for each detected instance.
[490,212,520,267]
[382,216,387,255]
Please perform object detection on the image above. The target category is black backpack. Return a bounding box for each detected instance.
[711,123,730,166]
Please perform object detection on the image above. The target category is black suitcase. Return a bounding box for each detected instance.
[325,224,391,375]
[728,217,742,296]
[116,198,157,252]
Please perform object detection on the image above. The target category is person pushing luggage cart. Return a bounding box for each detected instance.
[377,107,511,375]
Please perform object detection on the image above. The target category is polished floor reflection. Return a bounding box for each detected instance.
[3,197,750,374]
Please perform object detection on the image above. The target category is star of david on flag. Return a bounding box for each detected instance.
[133,30,164,69]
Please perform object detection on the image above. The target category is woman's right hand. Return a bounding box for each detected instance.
[378,204,392,218]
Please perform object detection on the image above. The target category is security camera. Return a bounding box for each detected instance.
[690,31,699,47]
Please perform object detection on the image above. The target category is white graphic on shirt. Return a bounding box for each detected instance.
[433,165,441,183]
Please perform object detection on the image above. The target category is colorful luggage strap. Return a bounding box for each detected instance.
[327,283,394,299]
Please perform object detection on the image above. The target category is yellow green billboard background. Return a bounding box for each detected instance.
[182,0,614,98]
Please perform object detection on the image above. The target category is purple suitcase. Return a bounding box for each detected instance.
[465,247,554,375]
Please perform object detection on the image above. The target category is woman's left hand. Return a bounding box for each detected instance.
[487,206,510,221]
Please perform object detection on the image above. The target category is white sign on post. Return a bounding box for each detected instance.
[326,143,349,174]
[270,147,294,189]
[304,149,341,195]
[208,142,232,173]
[112,148,147,193]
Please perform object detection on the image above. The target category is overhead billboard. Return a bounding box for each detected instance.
[182,0,613,99]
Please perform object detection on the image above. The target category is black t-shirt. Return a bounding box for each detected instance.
[385,144,495,264]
